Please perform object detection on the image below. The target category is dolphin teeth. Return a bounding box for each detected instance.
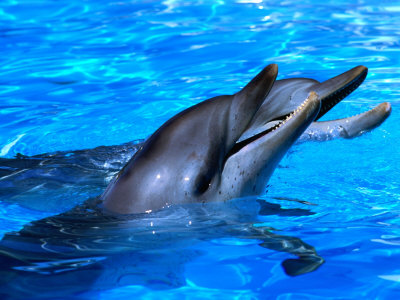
[270,93,313,133]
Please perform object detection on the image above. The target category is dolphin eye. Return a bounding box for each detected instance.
[194,173,212,196]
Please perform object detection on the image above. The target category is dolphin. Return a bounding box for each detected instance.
[102,64,391,215]
[0,64,392,289]
[0,65,390,215]
[240,65,391,142]
[101,64,322,214]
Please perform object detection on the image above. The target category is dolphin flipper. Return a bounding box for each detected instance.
[281,256,325,277]
[244,226,324,276]
[259,233,324,276]
[300,102,391,141]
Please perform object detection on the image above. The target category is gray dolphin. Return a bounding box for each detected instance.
[240,66,391,142]
[0,64,392,285]
[102,64,321,214]
[102,64,391,215]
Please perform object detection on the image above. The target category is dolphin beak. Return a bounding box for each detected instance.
[265,91,321,145]
[335,102,391,138]
[229,92,321,158]
[313,65,368,120]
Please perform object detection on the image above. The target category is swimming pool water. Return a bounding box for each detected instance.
[0,0,400,298]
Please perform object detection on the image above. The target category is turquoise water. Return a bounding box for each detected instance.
[0,0,400,298]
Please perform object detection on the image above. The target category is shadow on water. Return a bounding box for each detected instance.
[0,141,142,212]
[0,145,324,299]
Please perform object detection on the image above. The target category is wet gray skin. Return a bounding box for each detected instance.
[102,64,321,214]
[240,66,392,143]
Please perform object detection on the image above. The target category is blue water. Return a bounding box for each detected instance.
[1,0,400,298]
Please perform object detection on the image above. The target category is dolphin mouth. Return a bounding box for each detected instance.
[314,66,368,120]
[236,65,372,148]
[227,93,318,158]
[227,120,282,157]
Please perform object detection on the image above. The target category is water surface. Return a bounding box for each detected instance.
[0,0,399,299]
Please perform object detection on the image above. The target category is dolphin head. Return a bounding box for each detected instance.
[240,65,375,141]
[101,64,321,214]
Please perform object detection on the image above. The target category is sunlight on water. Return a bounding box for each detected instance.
[0,0,399,299]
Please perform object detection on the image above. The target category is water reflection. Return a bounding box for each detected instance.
[0,145,323,298]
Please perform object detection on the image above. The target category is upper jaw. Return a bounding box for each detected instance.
[227,92,321,160]
[312,65,368,120]
[257,91,321,145]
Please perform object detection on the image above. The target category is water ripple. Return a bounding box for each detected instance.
[0,0,399,298]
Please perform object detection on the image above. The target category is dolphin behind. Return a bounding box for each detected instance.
[102,64,321,214]
[241,66,391,142]
[0,64,392,289]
